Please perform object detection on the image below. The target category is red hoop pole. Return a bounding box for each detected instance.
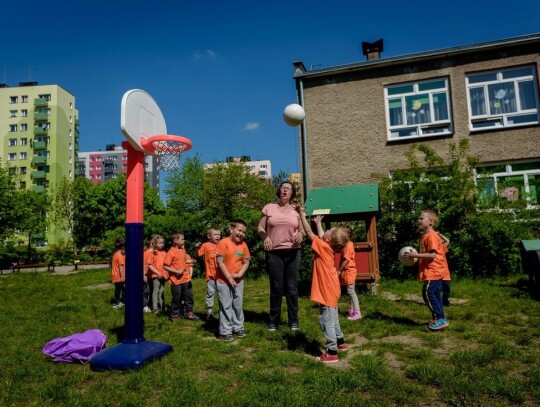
[122,141,145,223]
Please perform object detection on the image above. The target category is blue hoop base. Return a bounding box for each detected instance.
[90,341,173,371]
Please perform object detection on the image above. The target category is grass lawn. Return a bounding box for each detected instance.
[1,269,539,406]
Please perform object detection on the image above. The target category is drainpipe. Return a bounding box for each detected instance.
[293,62,308,201]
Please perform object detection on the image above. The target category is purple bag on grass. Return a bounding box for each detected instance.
[42,329,107,363]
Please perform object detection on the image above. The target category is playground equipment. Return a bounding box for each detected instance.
[90,90,191,371]
[304,184,380,294]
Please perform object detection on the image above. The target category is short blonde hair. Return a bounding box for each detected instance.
[330,227,349,252]
[421,209,439,225]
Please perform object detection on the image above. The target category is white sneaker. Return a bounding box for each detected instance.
[143,306,151,313]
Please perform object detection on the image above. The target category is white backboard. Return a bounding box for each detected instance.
[121,89,167,152]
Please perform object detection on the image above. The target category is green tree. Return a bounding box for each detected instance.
[14,189,48,261]
[0,165,18,239]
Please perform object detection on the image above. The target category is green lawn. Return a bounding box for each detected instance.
[1,269,539,406]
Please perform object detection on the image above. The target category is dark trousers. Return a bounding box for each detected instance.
[442,280,451,306]
[422,280,444,320]
[267,249,300,326]
[171,281,194,316]
[113,282,124,304]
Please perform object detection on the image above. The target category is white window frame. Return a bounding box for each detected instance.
[9,110,17,118]
[466,65,539,131]
[20,124,28,131]
[19,152,27,160]
[9,124,17,132]
[9,96,18,104]
[21,109,28,117]
[385,77,452,141]
[8,138,17,146]
[8,153,16,161]
[20,138,27,146]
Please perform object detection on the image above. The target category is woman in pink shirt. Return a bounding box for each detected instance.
[257,181,304,331]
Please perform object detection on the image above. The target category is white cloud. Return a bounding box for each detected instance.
[193,49,217,60]
[244,122,260,131]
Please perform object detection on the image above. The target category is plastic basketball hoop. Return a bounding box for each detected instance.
[140,135,192,172]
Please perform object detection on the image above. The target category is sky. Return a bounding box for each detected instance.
[1,0,539,185]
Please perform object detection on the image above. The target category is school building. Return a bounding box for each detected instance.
[0,82,79,245]
[292,33,540,208]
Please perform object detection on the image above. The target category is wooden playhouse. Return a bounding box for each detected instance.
[304,184,380,294]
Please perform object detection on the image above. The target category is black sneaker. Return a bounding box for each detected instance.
[268,323,277,332]
[290,323,300,331]
[220,334,234,342]
[234,330,246,338]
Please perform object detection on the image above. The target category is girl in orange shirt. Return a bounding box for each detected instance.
[297,207,349,364]
[338,227,361,320]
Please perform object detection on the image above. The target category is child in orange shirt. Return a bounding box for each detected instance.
[339,226,362,320]
[164,232,199,321]
[195,227,221,320]
[298,208,349,363]
[215,220,250,342]
[111,238,125,309]
[404,210,449,331]
[144,235,168,314]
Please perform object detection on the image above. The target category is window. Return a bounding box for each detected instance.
[9,124,17,132]
[20,167,27,175]
[476,160,540,208]
[8,153,16,161]
[38,94,51,101]
[9,138,17,146]
[9,110,17,118]
[385,78,452,140]
[9,96,18,104]
[20,138,27,146]
[20,124,27,131]
[21,109,28,117]
[19,181,26,189]
[69,102,73,110]
[467,66,539,130]
[21,95,28,103]
[20,152,27,160]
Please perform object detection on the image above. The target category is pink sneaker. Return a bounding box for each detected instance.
[347,308,354,317]
[337,343,348,351]
[347,311,362,321]
[316,352,339,363]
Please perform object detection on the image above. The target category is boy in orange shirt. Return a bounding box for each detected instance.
[164,232,199,321]
[195,227,221,320]
[111,238,125,309]
[297,207,349,363]
[215,220,250,342]
[404,210,449,331]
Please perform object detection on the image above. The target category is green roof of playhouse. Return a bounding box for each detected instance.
[521,239,540,252]
[304,184,379,216]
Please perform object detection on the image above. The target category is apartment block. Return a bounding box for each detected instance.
[204,156,272,179]
[77,144,159,189]
[0,82,79,245]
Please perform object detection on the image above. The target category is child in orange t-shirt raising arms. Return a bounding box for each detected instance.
[195,226,221,320]
[297,207,349,364]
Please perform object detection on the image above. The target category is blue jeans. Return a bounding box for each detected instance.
[422,280,444,320]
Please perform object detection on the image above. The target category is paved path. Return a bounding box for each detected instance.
[0,263,109,276]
